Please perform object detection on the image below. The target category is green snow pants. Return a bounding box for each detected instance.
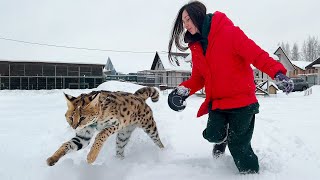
[202,102,260,174]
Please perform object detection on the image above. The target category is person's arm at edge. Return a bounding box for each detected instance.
[232,27,287,78]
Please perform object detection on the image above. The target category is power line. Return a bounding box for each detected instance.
[0,36,168,54]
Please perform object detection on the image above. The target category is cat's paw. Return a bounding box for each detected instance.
[116,153,124,159]
[87,152,98,164]
[47,157,57,166]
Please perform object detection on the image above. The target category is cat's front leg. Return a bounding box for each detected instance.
[87,126,119,164]
[47,126,95,166]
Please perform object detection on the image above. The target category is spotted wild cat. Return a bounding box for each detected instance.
[46,86,164,166]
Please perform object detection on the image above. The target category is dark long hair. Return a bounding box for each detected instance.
[168,1,206,63]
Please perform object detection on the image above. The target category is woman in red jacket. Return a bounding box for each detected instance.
[167,1,293,174]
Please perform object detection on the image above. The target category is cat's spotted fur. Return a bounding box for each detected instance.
[47,87,164,166]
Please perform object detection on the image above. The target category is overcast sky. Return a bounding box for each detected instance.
[0,0,319,73]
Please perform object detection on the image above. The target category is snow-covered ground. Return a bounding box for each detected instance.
[0,81,319,180]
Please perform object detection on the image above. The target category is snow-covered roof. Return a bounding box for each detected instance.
[102,53,154,74]
[157,52,191,71]
[260,81,280,90]
[273,47,295,71]
[270,53,280,61]
[0,58,106,65]
[291,60,311,70]
[0,52,155,74]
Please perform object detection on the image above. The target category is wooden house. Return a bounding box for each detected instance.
[302,57,320,85]
[138,52,191,88]
[290,60,311,77]
[253,47,294,81]
[252,47,294,95]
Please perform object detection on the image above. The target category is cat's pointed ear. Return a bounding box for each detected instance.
[64,93,75,109]
[86,92,100,108]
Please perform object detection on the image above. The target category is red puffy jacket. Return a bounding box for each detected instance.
[180,11,287,117]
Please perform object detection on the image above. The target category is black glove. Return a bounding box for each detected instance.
[168,86,190,111]
[275,72,294,94]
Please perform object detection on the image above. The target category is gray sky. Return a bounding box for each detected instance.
[0,0,319,73]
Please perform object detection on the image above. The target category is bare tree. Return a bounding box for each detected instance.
[302,36,320,62]
[285,43,291,59]
[291,43,300,61]
[318,43,320,58]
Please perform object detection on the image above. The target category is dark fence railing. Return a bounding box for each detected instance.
[0,75,104,90]
[106,74,191,89]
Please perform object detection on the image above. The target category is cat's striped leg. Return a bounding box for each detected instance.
[116,125,137,158]
[141,117,164,149]
[87,125,119,164]
[46,126,95,166]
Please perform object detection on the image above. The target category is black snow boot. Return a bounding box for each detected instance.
[212,141,227,158]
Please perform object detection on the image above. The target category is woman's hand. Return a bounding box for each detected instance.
[167,86,190,111]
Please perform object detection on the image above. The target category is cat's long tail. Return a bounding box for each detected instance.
[134,87,159,102]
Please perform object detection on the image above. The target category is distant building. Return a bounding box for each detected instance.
[103,57,138,82]
[305,57,320,73]
[251,47,295,95]
[138,51,191,88]
[102,52,191,88]
[290,60,310,77]
[253,47,295,80]
[273,47,295,75]
[105,72,138,82]
[300,57,320,85]
[103,57,117,76]
[0,59,105,90]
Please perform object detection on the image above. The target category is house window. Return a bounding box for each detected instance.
[56,65,68,76]
[92,66,102,76]
[182,73,191,81]
[0,63,9,76]
[156,61,163,70]
[25,64,43,76]
[80,66,92,76]
[159,75,163,84]
[254,71,259,78]
[10,64,25,76]
[68,66,79,76]
[43,65,55,76]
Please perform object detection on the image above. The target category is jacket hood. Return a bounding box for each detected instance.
[209,11,234,40]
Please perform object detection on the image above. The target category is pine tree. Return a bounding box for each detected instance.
[279,42,291,58]
[291,43,300,61]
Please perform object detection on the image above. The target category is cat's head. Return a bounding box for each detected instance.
[64,92,101,130]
